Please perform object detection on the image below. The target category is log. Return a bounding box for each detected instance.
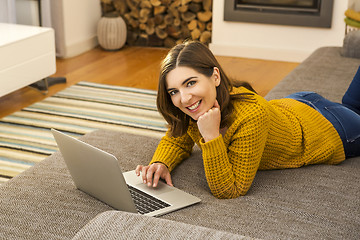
[167,26,182,38]
[180,22,191,38]
[157,21,167,29]
[181,0,192,5]
[164,14,174,25]
[173,17,181,26]
[139,8,151,23]
[113,0,127,15]
[154,5,166,15]
[169,5,180,18]
[150,0,161,7]
[191,28,201,40]
[155,27,168,39]
[200,30,211,43]
[139,23,147,30]
[129,9,140,19]
[181,12,196,22]
[140,0,152,8]
[126,0,138,10]
[198,20,205,32]
[178,5,188,13]
[162,0,172,6]
[203,0,212,11]
[188,3,202,13]
[164,37,176,48]
[145,18,155,35]
[154,14,164,25]
[187,19,197,30]
[197,11,212,22]
[170,0,181,9]
[206,21,212,31]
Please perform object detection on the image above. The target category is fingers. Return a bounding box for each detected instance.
[135,163,172,188]
[135,165,142,176]
[152,170,161,187]
[164,174,174,187]
[145,166,156,187]
[213,99,220,109]
[197,104,221,142]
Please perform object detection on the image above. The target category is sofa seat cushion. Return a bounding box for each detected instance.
[72,210,253,240]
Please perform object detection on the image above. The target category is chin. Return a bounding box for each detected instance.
[190,112,204,121]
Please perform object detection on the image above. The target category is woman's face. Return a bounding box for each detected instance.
[166,66,220,121]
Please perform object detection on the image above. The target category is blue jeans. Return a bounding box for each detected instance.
[285,66,360,158]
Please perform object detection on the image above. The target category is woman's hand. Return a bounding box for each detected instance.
[197,100,221,142]
[135,163,173,188]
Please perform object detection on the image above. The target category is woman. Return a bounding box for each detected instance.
[135,41,360,199]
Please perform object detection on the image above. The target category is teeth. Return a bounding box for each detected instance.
[187,101,200,110]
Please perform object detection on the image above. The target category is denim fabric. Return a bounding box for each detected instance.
[342,66,360,115]
[285,92,360,158]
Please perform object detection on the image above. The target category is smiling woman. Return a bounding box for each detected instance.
[156,41,255,137]
[135,40,360,199]
[166,66,220,121]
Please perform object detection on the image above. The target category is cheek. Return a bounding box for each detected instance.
[170,95,180,108]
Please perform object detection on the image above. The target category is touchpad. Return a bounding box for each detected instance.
[135,181,175,195]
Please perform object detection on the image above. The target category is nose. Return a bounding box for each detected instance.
[180,90,191,104]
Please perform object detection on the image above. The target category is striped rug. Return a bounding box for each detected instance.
[0,82,167,183]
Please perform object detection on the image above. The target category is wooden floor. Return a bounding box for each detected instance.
[0,46,299,118]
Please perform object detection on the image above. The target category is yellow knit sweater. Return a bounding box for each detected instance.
[150,87,345,199]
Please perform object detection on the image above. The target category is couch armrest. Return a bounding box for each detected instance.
[342,30,360,59]
[71,211,253,240]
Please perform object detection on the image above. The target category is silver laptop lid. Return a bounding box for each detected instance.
[52,129,137,213]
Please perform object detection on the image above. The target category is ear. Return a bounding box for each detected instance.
[213,67,221,87]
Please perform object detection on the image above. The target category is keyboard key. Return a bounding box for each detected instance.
[127,185,170,214]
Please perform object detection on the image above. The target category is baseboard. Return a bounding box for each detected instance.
[57,36,98,59]
[209,43,309,62]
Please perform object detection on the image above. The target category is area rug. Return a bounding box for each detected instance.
[0,81,167,182]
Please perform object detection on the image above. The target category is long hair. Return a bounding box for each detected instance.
[157,41,255,137]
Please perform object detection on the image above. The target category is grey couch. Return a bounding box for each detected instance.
[1,33,360,239]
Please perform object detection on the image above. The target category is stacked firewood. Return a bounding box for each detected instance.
[100,0,212,47]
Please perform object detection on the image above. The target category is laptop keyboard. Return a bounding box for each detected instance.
[127,184,170,215]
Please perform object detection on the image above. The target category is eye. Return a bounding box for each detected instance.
[168,90,178,96]
[186,80,196,87]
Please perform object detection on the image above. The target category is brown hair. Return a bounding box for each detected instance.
[157,41,255,137]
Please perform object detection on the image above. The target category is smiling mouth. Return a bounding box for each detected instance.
[186,100,201,111]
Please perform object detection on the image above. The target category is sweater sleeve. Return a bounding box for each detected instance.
[200,106,269,199]
[149,130,194,172]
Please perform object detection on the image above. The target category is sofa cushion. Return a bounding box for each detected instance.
[1,129,358,240]
[342,30,360,59]
[265,47,360,102]
[72,210,253,240]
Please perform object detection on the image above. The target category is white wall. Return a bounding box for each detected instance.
[349,0,360,11]
[210,0,348,62]
[15,0,39,26]
[51,0,101,58]
[0,0,16,23]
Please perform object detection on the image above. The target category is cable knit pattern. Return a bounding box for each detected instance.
[150,87,345,199]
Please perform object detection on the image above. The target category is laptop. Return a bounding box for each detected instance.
[51,129,201,217]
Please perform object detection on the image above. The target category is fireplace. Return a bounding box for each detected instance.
[224,0,334,28]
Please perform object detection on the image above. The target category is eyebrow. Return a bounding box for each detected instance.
[167,76,196,92]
